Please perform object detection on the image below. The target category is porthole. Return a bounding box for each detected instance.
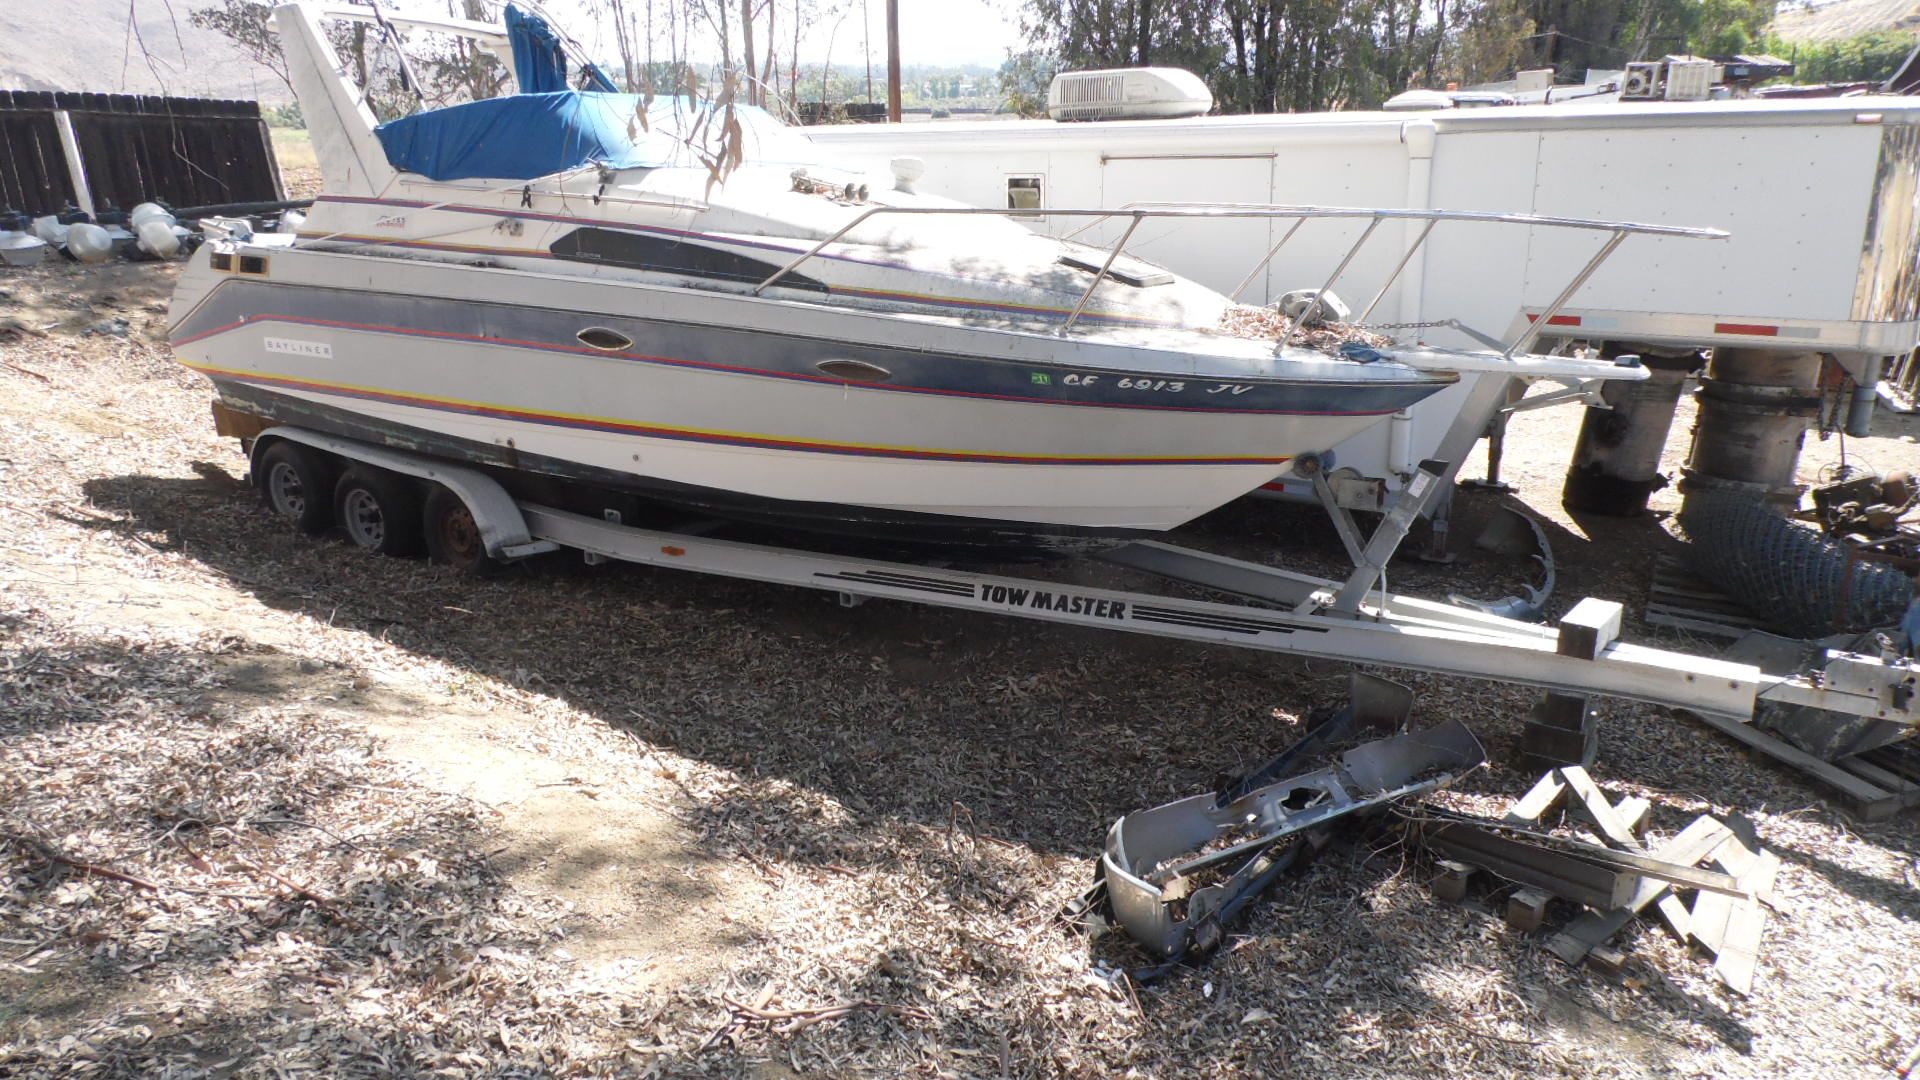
[577,327,634,351]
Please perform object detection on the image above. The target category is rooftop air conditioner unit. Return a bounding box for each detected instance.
[1047,68,1213,121]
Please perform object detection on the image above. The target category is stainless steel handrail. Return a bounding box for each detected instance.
[749,202,1727,343]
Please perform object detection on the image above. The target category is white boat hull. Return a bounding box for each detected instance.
[170,245,1446,542]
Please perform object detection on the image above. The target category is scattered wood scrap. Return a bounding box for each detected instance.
[1680,706,1920,820]
[1415,766,1782,996]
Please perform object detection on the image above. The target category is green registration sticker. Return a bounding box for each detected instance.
[1030,372,1051,386]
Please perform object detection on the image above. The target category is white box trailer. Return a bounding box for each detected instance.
[808,99,1920,501]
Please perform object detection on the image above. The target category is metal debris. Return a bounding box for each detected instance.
[1448,506,1557,622]
[1090,683,1483,969]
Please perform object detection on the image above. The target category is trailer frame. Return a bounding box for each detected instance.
[247,427,1920,731]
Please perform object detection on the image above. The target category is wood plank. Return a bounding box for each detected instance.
[1613,796,1652,837]
[1559,766,1641,850]
[1547,816,1732,964]
[1863,745,1920,783]
[1842,755,1919,793]
[1714,850,1781,996]
[1558,599,1624,660]
[1654,891,1692,940]
[1681,708,1894,805]
[1506,887,1551,932]
[1646,584,1758,610]
[1691,831,1762,956]
[1503,773,1568,826]
[1643,610,1754,639]
[1430,859,1475,903]
[1689,884,1740,956]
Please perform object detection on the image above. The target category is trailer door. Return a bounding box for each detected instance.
[1097,154,1276,303]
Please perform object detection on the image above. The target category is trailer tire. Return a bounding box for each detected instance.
[258,441,337,535]
[334,467,425,556]
[423,485,503,574]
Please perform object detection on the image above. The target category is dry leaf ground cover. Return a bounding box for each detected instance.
[1,258,1917,1077]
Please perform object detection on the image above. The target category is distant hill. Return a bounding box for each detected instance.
[0,0,293,104]
[1772,0,1920,43]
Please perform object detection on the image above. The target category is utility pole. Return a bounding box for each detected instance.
[886,0,902,122]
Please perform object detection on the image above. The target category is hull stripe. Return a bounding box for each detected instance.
[179,361,1291,467]
[173,313,1412,418]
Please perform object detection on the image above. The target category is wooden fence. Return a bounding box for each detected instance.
[0,90,282,217]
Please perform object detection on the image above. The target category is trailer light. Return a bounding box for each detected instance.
[1856,113,1885,124]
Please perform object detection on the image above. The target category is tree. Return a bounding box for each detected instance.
[1012,0,1805,116]
[1772,29,1917,84]
[189,0,295,97]
[998,49,1056,115]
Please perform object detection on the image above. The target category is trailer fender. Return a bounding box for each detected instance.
[249,428,559,560]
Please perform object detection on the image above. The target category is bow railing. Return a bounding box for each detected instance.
[750,202,1726,355]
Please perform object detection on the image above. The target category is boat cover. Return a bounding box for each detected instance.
[504,4,616,94]
[374,93,811,181]
[374,92,667,180]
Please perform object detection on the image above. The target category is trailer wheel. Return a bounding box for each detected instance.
[258,441,337,535]
[423,485,501,574]
[334,467,425,556]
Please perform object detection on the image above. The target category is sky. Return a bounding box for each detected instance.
[535,0,1030,70]
[874,0,1029,67]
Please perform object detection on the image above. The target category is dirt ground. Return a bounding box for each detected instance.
[1,257,1917,1078]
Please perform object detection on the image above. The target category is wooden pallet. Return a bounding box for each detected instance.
[1643,557,1765,639]
[1681,709,1920,820]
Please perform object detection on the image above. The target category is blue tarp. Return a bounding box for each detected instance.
[504,4,569,93]
[505,4,617,93]
[374,92,663,180]
[374,93,819,181]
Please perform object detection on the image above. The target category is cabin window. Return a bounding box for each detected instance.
[1006,176,1044,218]
[548,228,827,293]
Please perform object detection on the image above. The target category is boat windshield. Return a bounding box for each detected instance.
[373,91,820,182]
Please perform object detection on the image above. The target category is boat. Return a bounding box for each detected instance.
[165,2,1673,555]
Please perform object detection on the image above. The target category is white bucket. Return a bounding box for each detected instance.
[0,233,50,268]
[66,222,114,263]
[136,219,181,259]
[129,202,174,229]
[31,216,68,247]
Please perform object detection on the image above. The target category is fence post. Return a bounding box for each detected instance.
[51,110,95,218]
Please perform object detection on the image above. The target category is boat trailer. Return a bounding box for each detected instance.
[252,425,1920,731]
